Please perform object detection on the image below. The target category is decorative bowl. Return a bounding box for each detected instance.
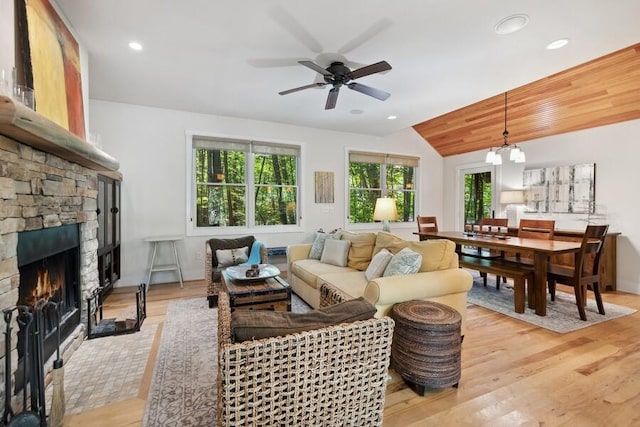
[225,264,281,282]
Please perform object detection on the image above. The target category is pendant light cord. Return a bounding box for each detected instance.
[503,92,509,140]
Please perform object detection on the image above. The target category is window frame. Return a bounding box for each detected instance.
[345,148,419,230]
[186,132,302,236]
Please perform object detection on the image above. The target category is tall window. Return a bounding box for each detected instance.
[348,151,418,224]
[191,136,300,229]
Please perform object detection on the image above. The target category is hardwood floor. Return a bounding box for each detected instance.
[63,281,640,426]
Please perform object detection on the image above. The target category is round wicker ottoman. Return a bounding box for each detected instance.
[390,300,461,396]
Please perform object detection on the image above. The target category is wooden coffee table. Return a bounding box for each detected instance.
[221,269,291,312]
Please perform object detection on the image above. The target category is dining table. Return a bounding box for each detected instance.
[415,231,583,316]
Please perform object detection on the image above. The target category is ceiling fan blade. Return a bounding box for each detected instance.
[279,82,326,95]
[299,60,333,77]
[348,60,392,80]
[325,87,340,110]
[347,82,390,101]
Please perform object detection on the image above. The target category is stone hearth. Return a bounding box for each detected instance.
[0,93,121,416]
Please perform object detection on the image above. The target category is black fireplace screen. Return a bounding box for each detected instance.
[16,224,81,376]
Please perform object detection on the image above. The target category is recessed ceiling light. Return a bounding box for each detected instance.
[546,38,569,50]
[387,115,397,120]
[494,14,529,35]
[350,109,364,115]
[128,41,143,51]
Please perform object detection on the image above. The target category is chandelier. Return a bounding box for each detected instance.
[485,92,525,165]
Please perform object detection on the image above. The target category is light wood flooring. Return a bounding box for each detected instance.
[64,280,640,426]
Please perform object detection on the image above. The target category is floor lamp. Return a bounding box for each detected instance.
[500,190,525,227]
[373,197,398,232]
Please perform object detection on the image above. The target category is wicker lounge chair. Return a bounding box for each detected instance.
[217,289,395,426]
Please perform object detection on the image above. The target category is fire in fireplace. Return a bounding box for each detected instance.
[16,224,81,385]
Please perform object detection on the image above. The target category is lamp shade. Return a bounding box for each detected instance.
[500,190,525,204]
[373,197,398,221]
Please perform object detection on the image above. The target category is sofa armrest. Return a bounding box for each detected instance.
[363,268,472,307]
[286,244,312,272]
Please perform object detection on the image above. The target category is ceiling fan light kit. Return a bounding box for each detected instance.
[486,92,525,165]
[279,60,392,110]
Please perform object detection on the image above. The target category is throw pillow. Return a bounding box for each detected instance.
[365,248,393,281]
[320,239,351,267]
[309,232,339,260]
[340,231,377,271]
[372,231,408,257]
[232,297,376,342]
[216,246,249,267]
[383,247,422,277]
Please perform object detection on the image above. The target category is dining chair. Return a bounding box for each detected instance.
[498,219,555,290]
[416,216,438,241]
[472,218,509,286]
[547,224,609,321]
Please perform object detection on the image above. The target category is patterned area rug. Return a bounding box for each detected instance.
[142,298,218,427]
[143,294,311,426]
[467,274,636,333]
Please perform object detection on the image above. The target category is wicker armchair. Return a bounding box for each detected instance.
[205,236,268,307]
[217,290,395,427]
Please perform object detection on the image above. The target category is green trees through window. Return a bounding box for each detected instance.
[348,151,418,224]
[464,171,492,226]
[193,137,299,228]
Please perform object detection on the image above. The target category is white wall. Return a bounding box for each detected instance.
[89,100,443,286]
[443,119,640,294]
[0,0,13,82]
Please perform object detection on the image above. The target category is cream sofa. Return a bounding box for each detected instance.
[287,231,473,335]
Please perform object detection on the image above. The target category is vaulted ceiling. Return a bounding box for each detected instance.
[413,43,640,157]
[54,1,640,139]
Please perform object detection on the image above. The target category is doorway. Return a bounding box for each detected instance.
[457,164,496,230]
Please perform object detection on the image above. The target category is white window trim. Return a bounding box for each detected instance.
[344,146,420,231]
[185,131,304,237]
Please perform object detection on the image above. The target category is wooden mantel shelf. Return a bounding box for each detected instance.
[0,95,120,172]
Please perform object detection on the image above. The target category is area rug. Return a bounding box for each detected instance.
[467,275,636,333]
[142,298,218,427]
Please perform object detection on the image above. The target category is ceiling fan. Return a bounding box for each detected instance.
[278,60,392,109]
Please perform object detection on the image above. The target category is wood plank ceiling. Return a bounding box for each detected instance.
[413,43,640,157]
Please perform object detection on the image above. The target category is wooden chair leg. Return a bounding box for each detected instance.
[527,278,535,309]
[575,284,587,321]
[593,281,606,315]
[481,272,487,287]
[548,279,556,302]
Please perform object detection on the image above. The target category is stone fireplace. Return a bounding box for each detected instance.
[0,95,120,404]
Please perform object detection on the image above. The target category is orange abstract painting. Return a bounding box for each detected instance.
[22,0,85,139]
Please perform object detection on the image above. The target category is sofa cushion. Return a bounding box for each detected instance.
[340,231,377,271]
[318,271,370,300]
[365,248,393,281]
[372,231,408,257]
[231,297,376,342]
[383,247,422,277]
[291,259,355,290]
[320,239,351,267]
[406,239,456,271]
[216,246,249,267]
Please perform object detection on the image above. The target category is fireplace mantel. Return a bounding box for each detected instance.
[0,95,120,173]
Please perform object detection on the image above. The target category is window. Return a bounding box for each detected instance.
[190,135,300,230]
[348,151,417,225]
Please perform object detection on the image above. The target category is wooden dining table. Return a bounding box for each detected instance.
[415,231,583,316]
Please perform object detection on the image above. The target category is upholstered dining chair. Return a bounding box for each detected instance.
[416,216,438,240]
[205,236,268,307]
[547,224,609,321]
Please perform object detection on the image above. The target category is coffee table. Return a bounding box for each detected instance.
[221,268,291,312]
